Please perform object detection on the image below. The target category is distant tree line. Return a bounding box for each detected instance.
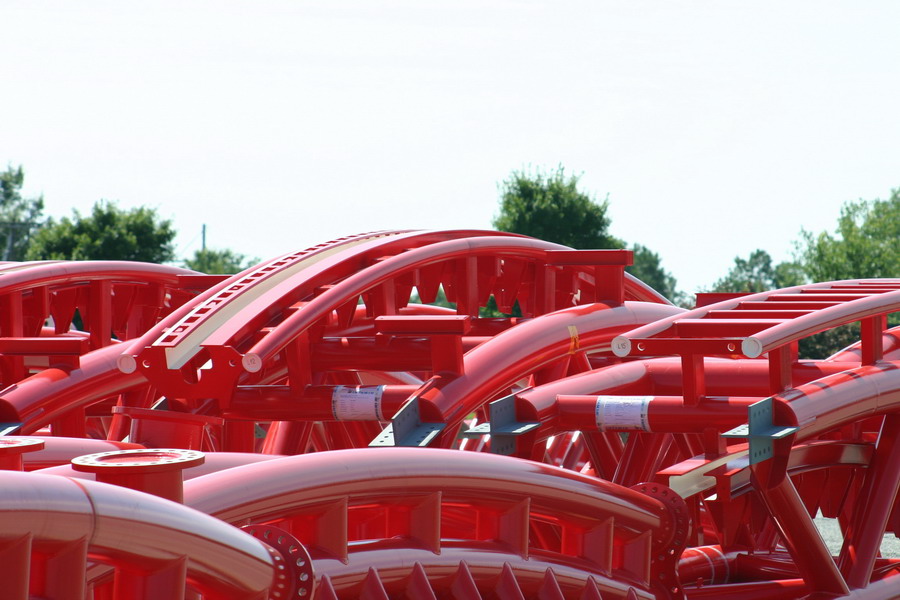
[6,162,898,357]
[1,164,254,274]
[707,190,899,357]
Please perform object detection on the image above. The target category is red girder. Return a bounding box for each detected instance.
[378,301,683,448]
[614,280,900,363]
[0,342,148,435]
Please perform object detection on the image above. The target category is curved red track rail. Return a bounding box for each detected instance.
[184,448,685,599]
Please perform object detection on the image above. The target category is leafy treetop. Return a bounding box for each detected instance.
[710,249,805,294]
[493,167,683,304]
[798,190,900,282]
[493,167,620,249]
[26,200,176,263]
[185,247,256,274]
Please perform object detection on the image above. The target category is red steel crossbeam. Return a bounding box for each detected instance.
[373,301,684,448]
[471,357,849,478]
[614,281,900,362]
[612,280,900,407]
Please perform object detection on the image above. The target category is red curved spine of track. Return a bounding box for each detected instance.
[122,231,667,406]
[184,447,685,599]
[0,470,280,599]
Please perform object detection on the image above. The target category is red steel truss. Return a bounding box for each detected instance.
[0,230,899,599]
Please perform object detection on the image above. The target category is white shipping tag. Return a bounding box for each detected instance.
[595,396,652,431]
[331,385,386,421]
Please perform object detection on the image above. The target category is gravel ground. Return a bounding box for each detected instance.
[815,515,900,558]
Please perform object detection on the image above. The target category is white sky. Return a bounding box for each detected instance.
[2,1,898,293]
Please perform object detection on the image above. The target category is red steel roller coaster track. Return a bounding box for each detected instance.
[0,230,898,599]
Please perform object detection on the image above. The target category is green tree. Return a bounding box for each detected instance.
[711,250,805,293]
[185,248,256,274]
[0,165,45,261]
[793,191,900,357]
[493,167,621,249]
[493,167,681,303]
[797,191,900,281]
[709,249,853,358]
[26,200,175,263]
[708,193,899,358]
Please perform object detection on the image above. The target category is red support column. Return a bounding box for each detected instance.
[860,315,887,365]
[71,448,205,503]
[752,465,848,597]
[0,437,44,470]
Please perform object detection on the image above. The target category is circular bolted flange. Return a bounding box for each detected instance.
[632,482,691,600]
[71,448,205,473]
[242,524,315,599]
[71,448,205,502]
[0,437,45,471]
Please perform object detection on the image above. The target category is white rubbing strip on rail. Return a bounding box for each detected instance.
[156,237,383,370]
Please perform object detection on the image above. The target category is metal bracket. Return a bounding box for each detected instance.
[722,398,797,464]
[151,397,171,410]
[459,395,540,456]
[369,398,445,447]
[0,423,23,436]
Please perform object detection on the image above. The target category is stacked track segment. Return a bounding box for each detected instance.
[601,279,900,597]
[117,231,670,453]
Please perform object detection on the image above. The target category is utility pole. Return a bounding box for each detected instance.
[201,224,206,252]
[0,221,36,261]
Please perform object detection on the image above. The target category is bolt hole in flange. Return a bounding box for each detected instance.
[631,482,691,600]
[242,524,315,598]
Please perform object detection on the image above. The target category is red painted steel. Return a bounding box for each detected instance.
[121,231,667,407]
[0,239,898,599]
[0,470,284,599]
[382,300,684,448]
[184,448,684,599]
[0,261,216,386]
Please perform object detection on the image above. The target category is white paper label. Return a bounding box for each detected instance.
[595,396,652,431]
[331,385,385,421]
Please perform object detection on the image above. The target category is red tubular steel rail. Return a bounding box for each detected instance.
[453,356,850,484]
[651,362,900,598]
[826,325,900,362]
[0,342,149,436]
[0,470,286,599]
[119,231,667,405]
[373,301,683,448]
